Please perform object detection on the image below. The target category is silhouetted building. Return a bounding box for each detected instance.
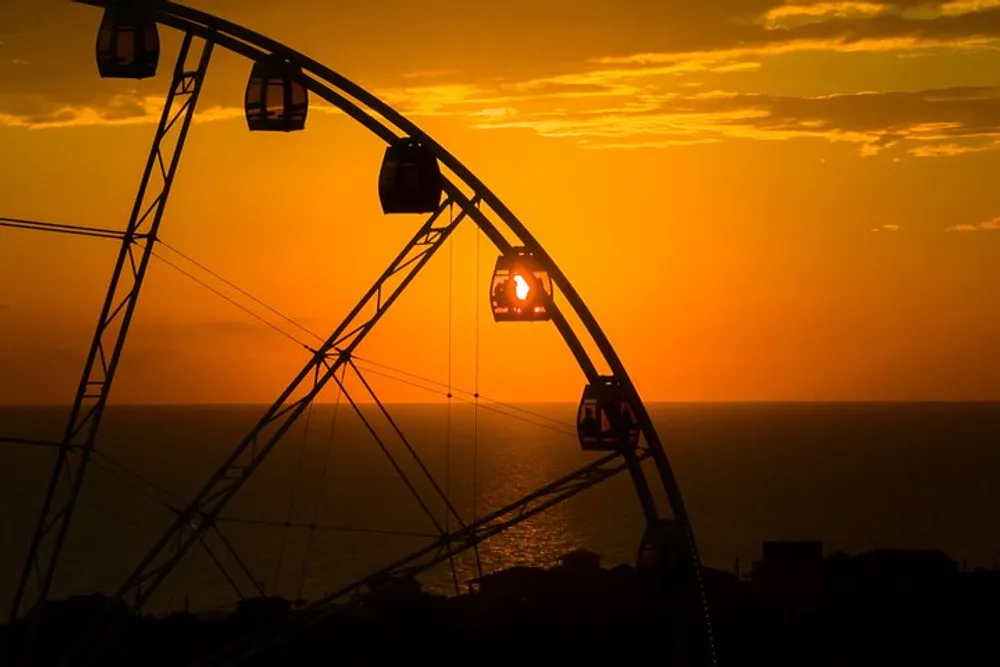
[750,540,825,617]
[826,548,958,615]
[362,573,423,610]
[468,566,551,600]
[234,596,291,622]
[557,548,602,574]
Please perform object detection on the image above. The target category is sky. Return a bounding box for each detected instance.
[1,0,999,404]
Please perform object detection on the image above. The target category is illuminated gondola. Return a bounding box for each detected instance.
[637,519,683,576]
[490,248,553,322]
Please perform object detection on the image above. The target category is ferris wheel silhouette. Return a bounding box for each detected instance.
[1,1,716,665]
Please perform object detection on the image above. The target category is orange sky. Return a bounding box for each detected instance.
[1,0,999,404]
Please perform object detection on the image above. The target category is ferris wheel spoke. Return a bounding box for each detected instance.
[5,4,717,666]
[197,532,248,602]
[329,372,447,537]
[346,359,469,530]
[209,524,266,599]
[100,195,474,626]
[0,216,131,241]
[193,449,645,667]
[0,435,62,449]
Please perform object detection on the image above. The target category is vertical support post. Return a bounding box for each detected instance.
[8,32,214,623]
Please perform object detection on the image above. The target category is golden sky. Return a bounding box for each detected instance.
[1,0,999,404]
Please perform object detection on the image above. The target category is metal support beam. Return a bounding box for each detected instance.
[9,32,214,623]
[59,196,478,667]
[116,198,473,612]
[331,374,448,536]
[64,4,713,665]
[194,449,649,667]
[347,359,468,530]
[0,436,63,449]
[0,217,130,241]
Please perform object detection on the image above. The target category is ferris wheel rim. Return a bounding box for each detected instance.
[73,0,694,520]
[12,2,714,664]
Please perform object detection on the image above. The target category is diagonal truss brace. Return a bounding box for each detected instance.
[330,373,448,536]
[194,447,652,667]
[8,32,214,623]
[114,194,479,615]
[0,217,131,241]
[346,359,468,531]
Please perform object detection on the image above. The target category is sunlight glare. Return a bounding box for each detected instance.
[513,274,530,301]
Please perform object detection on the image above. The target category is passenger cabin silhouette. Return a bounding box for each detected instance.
[244,57,309,132]
[377,138,443,214]
[577,377,640,451]
[96,5,160,79]
[490,248,553,322]
[637,519,684,579]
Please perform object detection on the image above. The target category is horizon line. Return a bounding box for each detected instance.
[4,399,1000,408]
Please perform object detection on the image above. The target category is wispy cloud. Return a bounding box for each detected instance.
[0,94,345,129]
[0,94,234,129]
[760,2,894,29]
[9,67,994,160]
[593,35,1000,68]
[941,1,1000,17]
[758,1,1000,28]
[872,223,901,232]
[591,3,1000,67]
[4,0,1000,150]
[372,80,1000,155]
[402,69,460,79]
[909,141,996,156]
[947,216,1000,231]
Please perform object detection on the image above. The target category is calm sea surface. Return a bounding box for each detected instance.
[1,402,998,615]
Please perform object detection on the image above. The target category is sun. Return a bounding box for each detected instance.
[513,274,531,300]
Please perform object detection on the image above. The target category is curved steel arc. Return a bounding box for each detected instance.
[72,0,699,569]
[61,2,712,664]
[109,0,664,528]
[74,0,684,513]
[139,0,690,521]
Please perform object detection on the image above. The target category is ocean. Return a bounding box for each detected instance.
[1,402,998,615]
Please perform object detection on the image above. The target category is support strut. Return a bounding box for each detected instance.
[116,198,474,612]
[60,198,477,667]
[9,32,214,622]
[59,4,714,665]
[194,449,650,667]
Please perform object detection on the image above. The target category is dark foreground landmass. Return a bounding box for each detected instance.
[3,542,999,666]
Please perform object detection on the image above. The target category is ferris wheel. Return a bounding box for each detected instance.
[1,1,715,665]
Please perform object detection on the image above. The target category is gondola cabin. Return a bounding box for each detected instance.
[637,519,683,578]
[244,57,309,132]
[490,248,553,322]
[96,4,160,79]
[577,377,640,451]
[378,138,443,214]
